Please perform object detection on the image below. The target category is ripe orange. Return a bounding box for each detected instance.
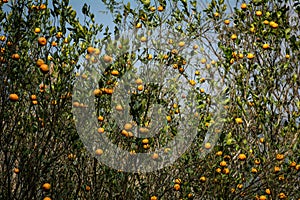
[142,138,149,144]
[87,47,95,54]
[216,168,221,173]
[12,53,20,60]
[85,185,91,191]
[265,188,271,195]
[40,4,46,10]
[95,149,103,155]
[222,168,230,174]
[231,34,237,40]
[140,36,147,42]
[150,196,157,200]
[43,197,51,200]
[34,27,41,33]
[175,178,181,184]
[216,151,223,156]
[9,94,19,102]
[166,115,171,122]
[274,166,280,173]
[36,59,44,66]
[42,183,51,190]
[238,153,246,161]
[262,44,270,49]
[204,142,211,149]
[152,153,159,159]
[157,5,164,11]
[247,53,254,59]
[115,105,123,111]
[269,21,278,28]
[199,176,206,182]
[235,118,243,124]
[276,154,284,160]
[136,23,142,28]
[94,89,102,96]
[111,70,119,76]
[137,85,143,91]
[259,195,267,200]
[13,168,20,174]
[135,78,143,85]
[241,3,247,9]
[40,64,49,74]
[224,19,230,25]
[220,161,227,167]
[97,127,104,133]
[174,183,180,191]
[103,55,113,63]
[251,168,258,173]
[254,159,261,165]
[124,123,132,130]
[38,37,47,46]
[178,41,185,47]
[255,11,262,16]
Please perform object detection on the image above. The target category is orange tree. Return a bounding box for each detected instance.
[1,0,299,199]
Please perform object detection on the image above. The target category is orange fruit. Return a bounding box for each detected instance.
[85,185,91,191]
[40,4,46,10]
[13,168,20,174]
[136,23,142,28]
[137,85,143,91]
[265,188,271,195]
[140,36,147,42]
[97,116,104,121]
[166,115,171,122]
[247,53,254,59]
[157,5,164,11]
[34,27,41,33]
[36,59,44,66]
[40,64,49,74]
[259,138,265,143]
[115,105,123,111]
[38,37,47,46]
[238,153,246,161]
[111,70,119,76]
[9,93,19,102]
[174,183,180,191]
[216,151,223,156]
[150,196,157,200]
[178,41,185,47]
[235,118,243,124]
[290,161,296,167]
[135,78,143,85]
[276,154,284,160]
[216,168,221,173]
[263,20,269,25]
[259,195,267,200]
[95,149,103,155]
[231,34,237,40]
[224,19,230,25]
[12,53,20,60]
[94,89,102,96]
[42,183,51,190]
[274,166,280,173]
[254,159,261,165]
[149,6,156,12]
[97,127,104,133]
[199,176,206,182]
[251,168,258,173]
[124,123,132,130]
[241,3,247,9]
[220,161,227,167]
[103,55,113,63]
[237,184,243,189]
[262,44,270,49]
[204,142,211,149]
[87,47,95,54]
[278,193,286,199]
[175,178,181,184]
[285,54,290,59]
[152,153,159,159]
[142,138,149,144]
[255,11,262,16]
[43,197,51,200]
[222,168,230,174]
